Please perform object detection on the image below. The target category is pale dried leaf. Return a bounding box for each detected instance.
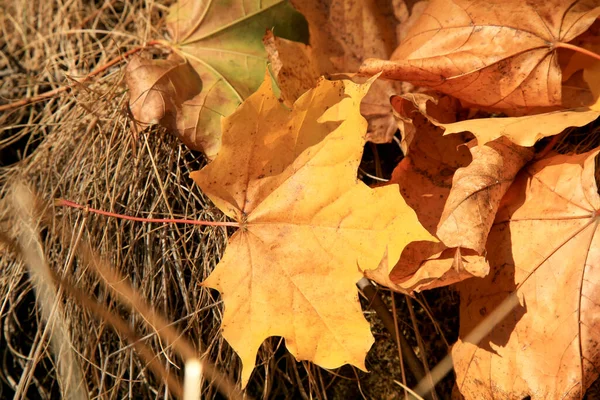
[437,138,534,253]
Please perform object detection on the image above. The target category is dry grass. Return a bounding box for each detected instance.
[0,1,453,398]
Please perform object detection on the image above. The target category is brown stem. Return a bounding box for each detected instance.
[55,198,239,228]
[555,42,600,62]
[358,279,425,382]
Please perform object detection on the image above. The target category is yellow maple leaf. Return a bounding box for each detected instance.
[191,74,436,386]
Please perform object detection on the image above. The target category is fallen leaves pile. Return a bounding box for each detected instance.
[126,0,600,398]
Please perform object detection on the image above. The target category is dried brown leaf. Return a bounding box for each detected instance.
[360,0,600,114]
[453,149,600,400]
[266,0,409,143]
[437,138,534,253]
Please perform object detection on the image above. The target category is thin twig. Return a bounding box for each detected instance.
[414,294,520,397]
[535,132,565,160]
[392,294,409,400]
[357,278,425,381]
[394,380,425,400]
[0,43,160,113]
[406,297,437,400]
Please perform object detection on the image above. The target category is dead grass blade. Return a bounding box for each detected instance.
[9,184,88,400]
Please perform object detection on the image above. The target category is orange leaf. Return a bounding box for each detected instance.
[390,246,489,291]
[359,0,600,114]
[390,94,471,234]
[453,149,600,399]
[191,74,436,385]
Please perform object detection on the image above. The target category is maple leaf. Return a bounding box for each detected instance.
[380,94,532,292]
[359,0,600,114]
[191,74,436,385]
[264,0,408,144]
[453,149,600,400]
[125,0,307,158]
[390,93,472,234]
[390,92,457,155]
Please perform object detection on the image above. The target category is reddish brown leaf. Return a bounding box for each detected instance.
[391,93,472,233]
[389,246,489,291]
[360,0,600,114]
[376,94,493,291]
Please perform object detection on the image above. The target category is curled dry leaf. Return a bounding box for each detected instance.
[437,137,534,254]
[371,94,492,292]
[126,56,209,152]
[125,0,307,158]
[453,149,600,400]
[390,246,489,292]
[265,0,408,144]
[436,108,600,147]
[391,94,471,233]
[391,87,600,150]
[191,75,435,386]
[359,0,600,114]
[391,92,458,154]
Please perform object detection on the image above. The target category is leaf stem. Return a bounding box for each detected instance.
[55,198,239,227]
[555,42,600,62]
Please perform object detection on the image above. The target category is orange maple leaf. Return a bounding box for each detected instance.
[453,149,600,399]
[191,74,436,386]
[359,0,600,114]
